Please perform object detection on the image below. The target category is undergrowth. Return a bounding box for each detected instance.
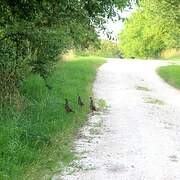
[0,56,105,179]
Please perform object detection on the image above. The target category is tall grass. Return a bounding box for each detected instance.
[160,49,180,60]
[0,56,105,179]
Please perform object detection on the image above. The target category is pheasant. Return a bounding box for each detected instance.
[78,95,84,107]
[90,97,97,112]
[65,99,74,113]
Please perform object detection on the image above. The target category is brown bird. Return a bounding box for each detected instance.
[78,95,84,106]
[90,97,97,112]
[65,99,74,113]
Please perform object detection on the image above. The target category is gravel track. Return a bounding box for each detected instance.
[53,59,180,180]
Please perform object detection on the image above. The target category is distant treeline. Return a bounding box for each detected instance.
[119,0,180,58]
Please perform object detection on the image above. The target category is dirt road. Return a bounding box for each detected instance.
[54,59,180,180]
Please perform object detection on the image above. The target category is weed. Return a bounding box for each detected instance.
[145,97,164,105]
[136,86,150,91]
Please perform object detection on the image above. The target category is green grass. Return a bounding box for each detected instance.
[0,56,105,180]
[157,65,180,89]
[164,56,180,60]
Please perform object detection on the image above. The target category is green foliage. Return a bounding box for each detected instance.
[0,0,130,104]
[77,40,120,57]
[157,65,180,89]
[0,56,105,179]
[119,0,180,58]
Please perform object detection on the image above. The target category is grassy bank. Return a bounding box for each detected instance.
[0,56,105,179]
[157,65,180,89]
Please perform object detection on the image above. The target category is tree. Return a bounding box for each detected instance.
[0,0,131,103]
[119,0,180,58]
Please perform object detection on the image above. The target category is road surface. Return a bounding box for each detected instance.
[53,59,180,180]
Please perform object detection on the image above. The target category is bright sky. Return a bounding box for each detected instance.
[99,6,136,41]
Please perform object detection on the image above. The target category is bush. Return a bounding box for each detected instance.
[0,0,130,104]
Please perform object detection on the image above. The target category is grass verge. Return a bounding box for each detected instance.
[0,56,105,180]
[157,65,180,89]
[164,56,180,60]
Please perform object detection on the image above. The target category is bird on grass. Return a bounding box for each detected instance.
[90,97,97,112]
[78,95,84,107]
[65,99,75,113]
